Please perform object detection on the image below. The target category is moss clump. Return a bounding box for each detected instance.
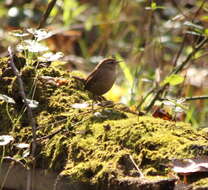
[0,56,208,189]
[193,177,208,188]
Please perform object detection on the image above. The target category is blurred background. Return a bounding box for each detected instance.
[0,0,208,127]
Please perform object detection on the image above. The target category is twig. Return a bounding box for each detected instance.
[38,0,57,29]
[36,118,68,130]
[172,0,207,74]
[8,47,37,150]
[145,36,208,112]
[8,47,37,190]
[185,96,208,101]
[3,156,26,168]
[192,0,207,20]
[193,51,208,61]
[172,37,208,75]
[173,35,187,67]
[129,155,144,178]
[144,1,208,112]
[171,0,192,19]
[36,127,64,141]
[137,87,155,111]
[0,160,15,190]
[145,84,168,112]
[173,0,206,68]
[53,174,62,190]
[160,96,208,102]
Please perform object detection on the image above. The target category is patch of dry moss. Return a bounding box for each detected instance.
[0,56,208,188]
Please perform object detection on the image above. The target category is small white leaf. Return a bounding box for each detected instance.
[23,149,30,158]
[0,94,15,104]
[0,135,14,146]
[15,143,30,149]
[27,28,52,41]
[23,99,39,108]
[71,102,89,109]
[17,40,49,53]
[38,52,64,61]
[94,112,107,118]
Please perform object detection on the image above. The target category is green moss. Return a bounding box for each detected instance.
[0,57,208,188]
[193,177,208,188]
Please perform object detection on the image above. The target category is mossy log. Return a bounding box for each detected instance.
[0,57,208,190]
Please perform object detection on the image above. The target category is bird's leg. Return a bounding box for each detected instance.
[91,99,94,111]
[91,95,101,112]
[91,94,97,112]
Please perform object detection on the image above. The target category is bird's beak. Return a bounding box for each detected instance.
[115,60,121,64]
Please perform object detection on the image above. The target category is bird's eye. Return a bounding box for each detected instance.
[108,61,114,64]
[107,60,117,64]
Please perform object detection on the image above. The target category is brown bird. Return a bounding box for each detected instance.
[85,58,119,96]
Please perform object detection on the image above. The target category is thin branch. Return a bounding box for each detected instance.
[129,155,144,178]
[173,35,187,67]
[172,37,208,75]
[146,32,207,112]
[172,0,189,19]
[8,47,37,148]
[172,0,207,71]
[184,96,208,101]
[8,47,37,190]
[160,95,208,102]
[193,51,208,61]
[0,160,15,190]
[3,156,26,168]
[137,87,155,111]
[192,0,206,20]
[38,0,57,29]
[145,37,208,112]
[145,84,168,112]
[36,127,64,141]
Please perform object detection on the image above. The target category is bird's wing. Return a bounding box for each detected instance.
[85,65,101,85]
